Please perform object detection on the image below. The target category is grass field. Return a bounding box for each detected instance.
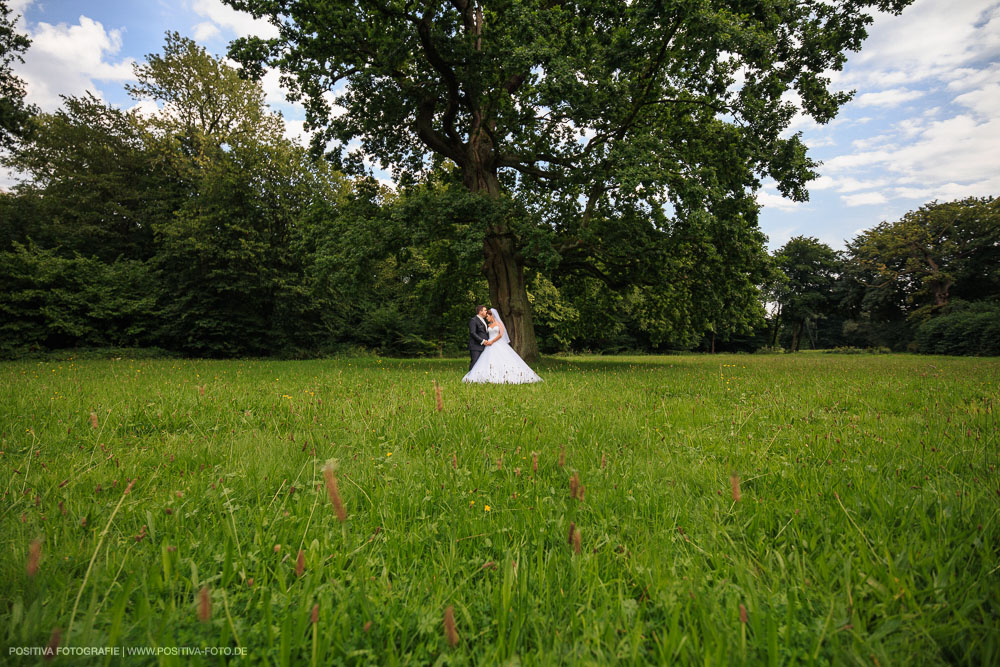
[1,353,998,665]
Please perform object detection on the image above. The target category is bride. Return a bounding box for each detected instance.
[463,308,542,384]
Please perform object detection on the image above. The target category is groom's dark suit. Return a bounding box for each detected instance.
[468,314,488,371]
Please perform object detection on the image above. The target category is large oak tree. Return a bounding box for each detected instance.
[226,0,911,360]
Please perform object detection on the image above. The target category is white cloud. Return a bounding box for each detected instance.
[6,0,33,16]
[127,100,160,118]
[842,192,889,207]
[853,88,924,108]
[835,177,891,193]
[14,15,135,111]
[846,0,1000,87]
[756,185,804,212]
[282,118,311,145]
[192,21,221,43]
[191,0,279,39]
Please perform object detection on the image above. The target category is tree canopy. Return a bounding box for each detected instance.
[0,0,36,150]
[225,0,913,360]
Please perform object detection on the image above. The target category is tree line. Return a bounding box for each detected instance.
[5,3,995,359]
[759,197,1000,356]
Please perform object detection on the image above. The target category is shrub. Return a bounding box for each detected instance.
[915,301,1000,356]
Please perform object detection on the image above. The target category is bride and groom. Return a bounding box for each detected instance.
[464,305,542,384]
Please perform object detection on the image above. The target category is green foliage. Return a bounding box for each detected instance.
[0,243,156,358]
[2,355,998,662]
[770,236,842,351]
[915,300,1000,356]
[227,0,913,353]
[0,0,35,150]
[849,197,1000,320]
[0,94,177,261]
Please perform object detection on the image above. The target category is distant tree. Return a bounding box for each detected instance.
[226,0,912,361]
[1,94,178,260]
[771,236,840,351]
[0,0,36,150]
[849,197,1000,321]
[130,34,350,356]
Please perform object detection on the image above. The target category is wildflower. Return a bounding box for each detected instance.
[323,466,347,522]
[198,587,211,622]
[386,452,392,457]
[443,606,459,647]
[484,505,491,512]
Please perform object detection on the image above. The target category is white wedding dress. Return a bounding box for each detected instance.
[463,324,543,384]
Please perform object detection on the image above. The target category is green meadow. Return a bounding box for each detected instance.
[1,353,998,665]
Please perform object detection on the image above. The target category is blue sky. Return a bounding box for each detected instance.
[4,0,999,250]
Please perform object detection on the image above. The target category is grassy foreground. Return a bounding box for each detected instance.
[1,353,998,665]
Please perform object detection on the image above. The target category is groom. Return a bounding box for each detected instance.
[468,305,490,371]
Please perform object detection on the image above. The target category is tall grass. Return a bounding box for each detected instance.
[1,353,998,664]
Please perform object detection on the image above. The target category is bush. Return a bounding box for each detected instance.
[915,301,1000,356]
[0,243,157,359]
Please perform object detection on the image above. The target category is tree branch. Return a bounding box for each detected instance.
[415,7,465,147]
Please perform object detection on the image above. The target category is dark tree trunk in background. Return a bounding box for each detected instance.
[465,147,540,363]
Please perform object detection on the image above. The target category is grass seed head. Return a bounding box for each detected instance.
[739,603,748,624]
[311,603,319,624]
[558,447,565,467]
[434,381,443,412]
[44,627,60,661]
[27,538,41,576]
[532,452,538,473]
[444,605,459,647]
[569,473,579,500]
[296,549,305,577]
[567,521,576,545]
[572,527,582,554]
[198,586,211,622]
[89,412,98,429]
[731,473,741,502]
[323,466,347,522]
[452,452,457,469]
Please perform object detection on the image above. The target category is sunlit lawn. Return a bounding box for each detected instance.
[2,352,998,664]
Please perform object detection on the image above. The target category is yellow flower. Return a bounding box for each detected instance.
[469,500,475,506]
[484,505,491,512]
[386,452,392,457]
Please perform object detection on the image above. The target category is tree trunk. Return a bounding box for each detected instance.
[463,131,541,363]
[483,231,540,363]
[791,321,802,352]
